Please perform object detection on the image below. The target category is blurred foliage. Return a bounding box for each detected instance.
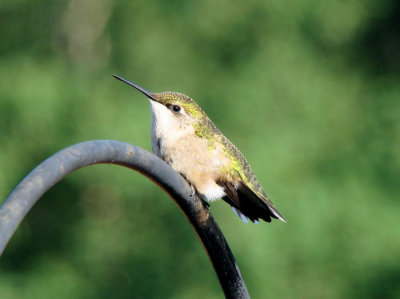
[0,0,399,298]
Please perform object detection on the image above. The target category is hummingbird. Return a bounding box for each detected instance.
[113,75,285,223]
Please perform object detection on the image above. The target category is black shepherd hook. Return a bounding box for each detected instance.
[0,140,249,299]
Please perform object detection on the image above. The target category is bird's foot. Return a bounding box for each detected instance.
[190,186,196,198]
[202,199,210,209]
[189,186,210,209]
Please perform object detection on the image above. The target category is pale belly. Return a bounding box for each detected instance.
[152,132,228,201]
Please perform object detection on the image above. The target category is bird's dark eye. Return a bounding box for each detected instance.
[172,105,181,112]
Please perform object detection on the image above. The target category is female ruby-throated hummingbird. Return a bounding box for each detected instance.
[113,75,285,223]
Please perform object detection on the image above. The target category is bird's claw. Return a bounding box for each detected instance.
[190,186,196,198]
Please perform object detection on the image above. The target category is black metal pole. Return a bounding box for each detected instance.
[0,140,249,298]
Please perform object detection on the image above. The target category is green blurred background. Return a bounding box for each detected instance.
[1,0,399,298]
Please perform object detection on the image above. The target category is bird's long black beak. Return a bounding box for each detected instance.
[112,74,159,102]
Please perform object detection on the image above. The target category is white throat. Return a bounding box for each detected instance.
[149,100,190,157]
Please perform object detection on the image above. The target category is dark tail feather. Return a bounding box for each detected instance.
[237,184,286,223]
[219,181,285,223]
